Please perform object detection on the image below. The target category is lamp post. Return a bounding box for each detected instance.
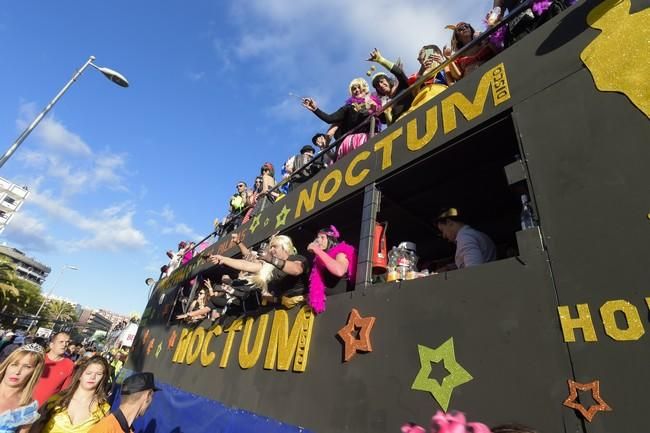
[26,264,79,332]
[0,55,129,169]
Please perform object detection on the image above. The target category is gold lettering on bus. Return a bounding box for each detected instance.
[345,151,371,186]
[374,128,403,171]
[318,169,343,203]
[295,182,319,219]
[172,328,191,363]
[264,306,314,372]
[238,315,269,369]
[200,325,221,367]
[185,327,205,365]
[219,318,243,368]
[406,106,438,151]
[600,300,645,341]
[442,63,510,134]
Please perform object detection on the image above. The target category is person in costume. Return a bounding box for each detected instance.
[0,344,45,433]
[302,78,382,160]
[445,22,496,80]
[489,0,569,47]
[405,45,454,114]
[367,48,413,124]
[307,225,357,314]
[87,372,159,433]
[33,356,111,433]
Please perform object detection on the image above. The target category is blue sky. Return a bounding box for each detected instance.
[0,1,486,315]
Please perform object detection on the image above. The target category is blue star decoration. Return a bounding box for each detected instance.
[249,215,261,233]
[411,337,473,411]
[275,205,292,228]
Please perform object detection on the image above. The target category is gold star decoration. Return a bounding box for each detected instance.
[167,329,177,349]
[155,342,162,358]
[275,205,292,228]
[337,308,376,362]
[264,217,270,227]
[249,214,261,233]
[563,379,612,422]
[411,338,473,412]
[141,329,150,345]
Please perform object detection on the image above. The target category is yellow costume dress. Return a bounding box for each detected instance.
[41,395,110,433]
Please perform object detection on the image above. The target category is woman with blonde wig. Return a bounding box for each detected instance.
[0,344,45,433]
[31,355,110,433]
[179,235,309,319]
[302,78,382,160]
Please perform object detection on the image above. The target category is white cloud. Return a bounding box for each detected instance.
[27,190,148,252]
[18,102,92,156]
[147,204,202,241]
[161,223,202,241]
[2,212,56,252]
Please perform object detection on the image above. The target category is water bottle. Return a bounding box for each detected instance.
[520,194,536,230]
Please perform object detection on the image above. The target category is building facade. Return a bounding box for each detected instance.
[76,308,113,338]
[0,245,50,286]
[0,177,29,234]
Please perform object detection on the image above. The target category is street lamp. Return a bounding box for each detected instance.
[0,55,129,169]
[26,264,79,332]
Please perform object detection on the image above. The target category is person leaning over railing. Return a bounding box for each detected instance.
[445,22,497,81]
[209,234,309,309]
[367,48,413,125]
[405,45,453,114]
[302,78,382,160]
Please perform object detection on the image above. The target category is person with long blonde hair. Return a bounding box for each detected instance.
[31,355,111,433]
[0,344,45,433]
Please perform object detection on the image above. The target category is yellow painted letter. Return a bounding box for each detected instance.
[172,328,191,363]
[295,182,319,219]
[406,106,438,151]
[238,315,269,369]
[185,327,205,365]
[374,128,403,170]
[264,306,314,372]
[557,304,598,342]
[442,63,510,134]
[345,151,371,186]
[219,319,243,368]
[318,170,342,203]
[200,325,221,367]
[600,300,645,341]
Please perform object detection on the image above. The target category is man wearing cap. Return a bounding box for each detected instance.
[435,208,497,269]
[89,372,160,433]
[311,133,336,168]
[289,145,323,190]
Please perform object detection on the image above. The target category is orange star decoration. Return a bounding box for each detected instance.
[146,338,155,356]
[337,308,376,362]
[167,329,178,349]
[563,379,612,422]
[142,329,150,345]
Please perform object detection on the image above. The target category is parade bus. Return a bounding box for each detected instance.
[125,1,650,431]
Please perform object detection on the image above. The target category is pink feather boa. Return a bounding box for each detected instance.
[308,242,357,314]
[401,411,491,433]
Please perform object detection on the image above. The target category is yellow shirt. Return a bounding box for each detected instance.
[42,395,110,433]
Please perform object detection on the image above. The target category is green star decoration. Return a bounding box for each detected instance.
[275,205,292,228]
[155,342,162,358]
[249,215,261,233]
[411,337,473,411]
[264,217,270,227]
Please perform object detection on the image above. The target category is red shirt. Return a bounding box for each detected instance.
[32,353,74,406]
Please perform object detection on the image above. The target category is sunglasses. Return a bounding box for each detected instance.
[236,184,245,188]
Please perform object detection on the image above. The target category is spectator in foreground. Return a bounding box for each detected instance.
[87,372,160,433]
[434,207,497,270]
[307,225,357,314]
[34,355,111,433]
[32,333,74,407]
[0,344,45,433]
[302,78,381,160]
[402,410,491,433]
[0,335,23,364]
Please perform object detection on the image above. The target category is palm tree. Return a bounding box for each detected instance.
[45,299,77,322]
[0,257,19,300]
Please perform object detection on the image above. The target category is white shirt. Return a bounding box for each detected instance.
[455,225,497,269]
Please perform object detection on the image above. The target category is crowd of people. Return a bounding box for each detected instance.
[0,330,158,433]
[209,0,574,237]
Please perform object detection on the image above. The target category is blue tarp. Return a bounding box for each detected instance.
[112,374,312,433]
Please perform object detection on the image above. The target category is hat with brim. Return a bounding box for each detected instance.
[435,207,460,222]
[300,145,315,154]
[121,372,161,395]
[311,133,329,146]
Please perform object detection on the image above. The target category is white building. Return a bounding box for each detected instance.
[0,176,29,234]
[0,245,50,286]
